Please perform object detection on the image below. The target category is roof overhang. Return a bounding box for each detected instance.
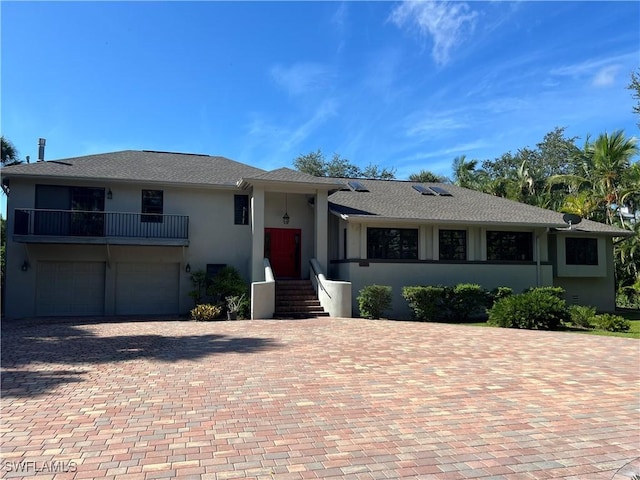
[237,178,345,193]
[550,226,635,238]
[1,173,241,191]
[330,209,568,229]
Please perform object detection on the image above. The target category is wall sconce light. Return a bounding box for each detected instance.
[282,194,290,225]
[107,188,113,200]
[185,263,191,273]
[21,260,30,271]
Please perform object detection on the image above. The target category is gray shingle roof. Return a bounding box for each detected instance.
[239,167,346,188]
[1,150,265,187]
[328,178,632,236]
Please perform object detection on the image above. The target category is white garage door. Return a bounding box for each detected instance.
[36,262,106,316]
[115,263,180,315]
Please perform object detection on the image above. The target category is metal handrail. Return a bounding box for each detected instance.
[309,259,331,298]
[13,208,189,239]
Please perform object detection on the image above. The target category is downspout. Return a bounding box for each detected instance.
[536,228,549,287]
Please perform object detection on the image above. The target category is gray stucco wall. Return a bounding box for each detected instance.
[335,261,553,319]
[4,179,254,318]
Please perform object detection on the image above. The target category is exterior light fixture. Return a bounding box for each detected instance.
[283,194,290,225]
[21,261,30,271]
[107,188,113,200]
[185,263,191,273]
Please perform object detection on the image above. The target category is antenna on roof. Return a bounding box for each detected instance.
[37,138,46,162]
[562,213,582,230]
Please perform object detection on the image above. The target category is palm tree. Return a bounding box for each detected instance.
[452,155,480,189]
[548,131,638,225]
[1,136,20,166]
[408,170,448,183]
[588,131,638,224]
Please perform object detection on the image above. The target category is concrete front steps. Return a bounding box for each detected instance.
[275,279,329,319]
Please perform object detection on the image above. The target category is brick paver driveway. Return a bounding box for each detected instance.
[1,318,639,480]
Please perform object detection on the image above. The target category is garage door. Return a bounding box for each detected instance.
[115,263,180,315]
[36,262,106,316]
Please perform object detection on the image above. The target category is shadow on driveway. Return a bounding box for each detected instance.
[1,319,282,397]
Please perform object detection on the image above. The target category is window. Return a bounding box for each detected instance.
[439,230,466,260]
[367,228,418,260]
[33,185,105,236]
[234,195,249,225]
[487,231,532,261]
[142,190,163,223]
[566,237,598,265]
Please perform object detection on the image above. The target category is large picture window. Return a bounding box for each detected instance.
[566,237,598,265]
[367,228,418,260]
[486,231,532,261]
[439,229,466,261]
[142,190,163,223]
[234,195,249,225]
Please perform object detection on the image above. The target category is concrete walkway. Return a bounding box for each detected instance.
[1,317,638,479]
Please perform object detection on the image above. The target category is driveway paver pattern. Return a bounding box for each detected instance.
[1,317,638,480]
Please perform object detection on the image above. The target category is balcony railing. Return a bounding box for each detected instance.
[13,209,189,240]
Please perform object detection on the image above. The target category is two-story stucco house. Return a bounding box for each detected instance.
[1,150,631,320]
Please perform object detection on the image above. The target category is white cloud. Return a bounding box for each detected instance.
[406,115,467,138]
[389,0,479,66]
[549,52,636,87]
[592,65,620,87]
[270,62,335,97]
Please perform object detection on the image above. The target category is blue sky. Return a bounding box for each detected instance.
[2,1,639,210]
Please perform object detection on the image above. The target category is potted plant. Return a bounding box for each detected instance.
[226,294,245,320]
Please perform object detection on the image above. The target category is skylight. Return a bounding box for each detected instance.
[412,185,435,195]
[348,180,369,192]
[429,185,452,196]
[412,184,453,196]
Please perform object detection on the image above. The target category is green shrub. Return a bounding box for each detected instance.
[489,286,513,304]
[403,284,490,322]
[488,290,569,330]
[593,313,631,332]
[568,305,596,329]
[190,303,222,321]
[524,286,565,300]
[402,285,448,321]
[358,285,392,319]
[208,266,249,307]
[188,270,209,305]
[451,283,490,322]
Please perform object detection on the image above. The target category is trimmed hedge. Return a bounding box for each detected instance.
[402,285,448,322]
[402,283,490,322]
[488,289,569,330]
[357,285,392,319]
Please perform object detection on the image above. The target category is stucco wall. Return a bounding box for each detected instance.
[4,178,254,318]
[552,235,616,312]
[335,260,554,319]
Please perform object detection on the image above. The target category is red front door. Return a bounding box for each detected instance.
[265,228,301,279]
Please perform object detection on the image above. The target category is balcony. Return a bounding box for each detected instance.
[13,209,189,246]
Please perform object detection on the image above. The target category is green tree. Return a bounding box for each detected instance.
[408,169,448,183]
[1,136,20,166]
[293,149,326,176]
[629,68,640,127]
[293,149,396,179]
[452,155,481,189]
